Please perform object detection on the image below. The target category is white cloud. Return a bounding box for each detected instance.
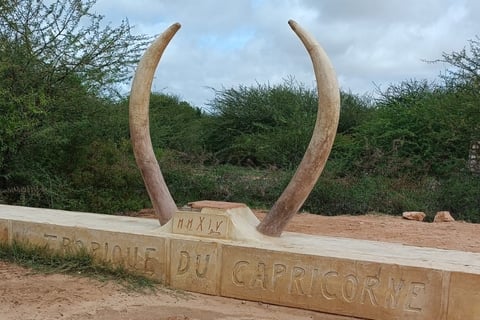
[94,0,480,107]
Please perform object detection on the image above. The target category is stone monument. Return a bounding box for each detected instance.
[1,20,479,319]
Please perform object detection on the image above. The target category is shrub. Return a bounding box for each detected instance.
[205,79,317,168]
[435,173,480,222]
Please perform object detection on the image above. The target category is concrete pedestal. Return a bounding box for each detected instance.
[1,203,479,319]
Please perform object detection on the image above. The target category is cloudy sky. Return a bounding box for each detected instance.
[94,0,479,108]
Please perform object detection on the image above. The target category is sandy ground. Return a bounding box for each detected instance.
[2,210,480,320]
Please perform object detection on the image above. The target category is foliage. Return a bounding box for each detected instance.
[206,79,318,168]
[69,139,149,213]
[434,173,480,222]
[352,79,479,176]
[435,35,480,90]
[0,0,150,97]
[337,91,374,134]
[148,94,209,158]
[305,175,433,216]
[160,154,289,208]
[0,0,148,171]
[0,0,149,211]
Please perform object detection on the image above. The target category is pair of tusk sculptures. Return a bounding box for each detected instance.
[129,20,340,237]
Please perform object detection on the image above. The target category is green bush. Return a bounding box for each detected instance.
[159,151,289,208]
[303,175,440,217]
[352,80,478,177]
[435,173,480,222]
[148,93,208,156]
[205,79,317,168]
[69,139,149,213]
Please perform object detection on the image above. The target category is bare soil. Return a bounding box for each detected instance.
[2,211,479,320]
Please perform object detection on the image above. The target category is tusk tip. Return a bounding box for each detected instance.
[288,19,298,29]
[171,22,182,30]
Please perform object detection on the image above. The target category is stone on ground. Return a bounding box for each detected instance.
[402,211,426,221]
[434,211,455,223]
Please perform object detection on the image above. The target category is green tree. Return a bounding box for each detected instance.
[435,35,480,90]
[0,0,149,98]
[0,0,149,208]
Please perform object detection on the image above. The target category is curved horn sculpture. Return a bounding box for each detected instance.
[129,23,181,225]
[129,20,339,234]
[256,20,340,236]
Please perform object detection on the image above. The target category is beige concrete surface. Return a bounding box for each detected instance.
[221,245,445,319]
[447,272,480,320]
[0,219,8,243]
[169,239,220,295]
[1,204,479,319]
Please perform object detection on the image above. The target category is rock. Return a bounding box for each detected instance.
[434,211,455,222]
[402,211,426,221]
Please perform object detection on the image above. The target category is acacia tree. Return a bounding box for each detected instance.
[437,36,480,157]
[0,0,150,97]
[0,0,149,203]
[435,36,480,90]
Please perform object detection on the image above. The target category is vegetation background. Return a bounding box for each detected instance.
[1,0,479,222]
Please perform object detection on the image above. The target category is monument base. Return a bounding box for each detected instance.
[0,203,479,320]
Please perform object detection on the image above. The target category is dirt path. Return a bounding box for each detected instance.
[255,211,480,253]
[0,260,355,320]
[2,211,479,319]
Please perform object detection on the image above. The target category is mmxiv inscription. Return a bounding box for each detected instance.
[172,212,228,238]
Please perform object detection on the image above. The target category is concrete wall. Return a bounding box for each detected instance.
[1,204,480,319]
